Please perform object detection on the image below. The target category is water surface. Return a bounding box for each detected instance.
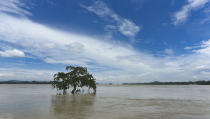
[0,85,210,119]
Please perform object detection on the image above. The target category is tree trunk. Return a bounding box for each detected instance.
[71,85,76,94]
[63,89,66,95]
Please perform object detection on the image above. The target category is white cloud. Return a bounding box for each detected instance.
[81,1,140,38]
[200,7,210,24]
[195,39,210,55]
[0,0,31,17]
[1,12,210,82]
[0,13,163,82]
[44,58,87,66]
[119,19,140,37]
[173,0,210,25]
[1,0,210,82]
[0,68,55,81]
[65,42,85,53]
[0,49,25,57]
[184,46,194,50]
[164,48,174,55]
[0,14,145,69]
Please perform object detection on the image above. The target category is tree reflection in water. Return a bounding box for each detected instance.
[50,94,95,119]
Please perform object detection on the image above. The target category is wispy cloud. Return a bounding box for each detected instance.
[2,12,210,82]
[1,0,210,82]
[0,14,153,82]
[164,48,174,55]
[81,1,140,38]
[173,0,210,25]
[200,7,210,24]
[195,39,210,55]
[0,49,25,57]
[0,68,55,81]
[0,0,31,17]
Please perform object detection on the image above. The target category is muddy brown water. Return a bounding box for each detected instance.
[0,84,210,119]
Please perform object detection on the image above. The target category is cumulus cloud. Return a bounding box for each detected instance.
[118,19,140,37]
[81,1,140,38]
[173,0,210,25]
[0,49,25,57]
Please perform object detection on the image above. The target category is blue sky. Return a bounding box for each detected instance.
[0,0,210,83]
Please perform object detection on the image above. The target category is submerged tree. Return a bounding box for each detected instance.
[52,66,96,95]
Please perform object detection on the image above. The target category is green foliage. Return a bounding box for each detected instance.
[52,66,96,95]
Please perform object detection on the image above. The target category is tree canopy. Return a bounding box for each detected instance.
[52,66,96,95]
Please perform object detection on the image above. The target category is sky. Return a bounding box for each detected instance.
[0,0,210,83]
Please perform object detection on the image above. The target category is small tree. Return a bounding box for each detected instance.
[52,66,96,95]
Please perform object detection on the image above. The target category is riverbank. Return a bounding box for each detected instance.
[1,80,210,85]
[123,80,210,85]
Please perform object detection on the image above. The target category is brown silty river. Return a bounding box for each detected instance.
[0,84,210,119]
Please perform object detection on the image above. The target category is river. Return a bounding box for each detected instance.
[0,84,210,119]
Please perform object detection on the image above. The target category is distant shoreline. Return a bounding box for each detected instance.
[1,80,210,85]
[123,80,210,85]
[0,80,52,84]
